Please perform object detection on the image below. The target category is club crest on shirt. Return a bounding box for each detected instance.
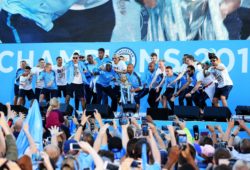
[115,47,136,67]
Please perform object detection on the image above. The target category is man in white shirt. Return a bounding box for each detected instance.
[64,52,87,111]
[208,53,233,107]
[17,66,35,106]
[53,56,67,103]
[31,58,45,101]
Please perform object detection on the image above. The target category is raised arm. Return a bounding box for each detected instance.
[23,123,38,154]
[148,123,166,150]
[238,120,250,136]
[0,112,18,161]
[147,129,161,164]
[79,141,104,170]
[74,110,90,141]
[93,124,109,152]
[121,121,130,150]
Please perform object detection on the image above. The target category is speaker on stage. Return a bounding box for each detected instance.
[235,106,250,115]
[0,103,28,115]
[174,106,200,120]
[86,104,113,119]
[203,107,231,121]
[146,108,171,120]
[122,103,137,113]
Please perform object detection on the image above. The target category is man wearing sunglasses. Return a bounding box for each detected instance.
[172,65,197,106]
[64,52,88,111]
[208,53,233,107]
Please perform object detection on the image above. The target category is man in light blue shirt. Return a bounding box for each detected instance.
[157,66,177,111]
[14,60,27,105]
[134,62,155,112]
[84,54,97,104]
[38,63,58,102]
[96,63,118,113]
[95,48,111,105]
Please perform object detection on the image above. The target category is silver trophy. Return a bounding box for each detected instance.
[147,0,229,41]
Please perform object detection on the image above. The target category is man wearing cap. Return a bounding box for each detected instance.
[208,53,233,107]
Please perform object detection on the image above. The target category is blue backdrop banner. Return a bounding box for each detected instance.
[0,40,249,112]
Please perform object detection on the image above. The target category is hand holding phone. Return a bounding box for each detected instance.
[70,143,81,151]
[141,124,149,136]
[193,125,199,141]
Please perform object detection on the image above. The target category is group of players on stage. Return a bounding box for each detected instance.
[13,48,233,114]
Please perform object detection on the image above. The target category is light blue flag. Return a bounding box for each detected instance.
[16,100,43,158]
[142,143,147,170]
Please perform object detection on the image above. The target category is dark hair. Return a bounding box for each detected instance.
[126,138,138,158]
[56,56,62,60]
[25,66,31,70]
[108,136,122,151]
[38,58,44,62]
[82,132,94,147]
[208,53,218,60]
[214,164,231,170]
[186,55,195,61]
[214,148,231,165]
[87,54,93,58]
[73,52,79,56]
[134,138,151,160]
[178,163,196,170]
[199,136,213,146]
[187,65,195,72]
[127,126,134,140]
[165,66,173,70]
[240,138,250,153]
[150,52,157,57]
[178,144,196,166]
[98,150,115,162]
[98,48,105,53]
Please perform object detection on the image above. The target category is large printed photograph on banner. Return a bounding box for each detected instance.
[0,0,250,43]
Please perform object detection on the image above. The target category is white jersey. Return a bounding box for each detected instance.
[53,65,67,86]
[72,64,83,84]
[112,60,127,72]
[196,71,216,101]
[19,75,33,90]
[209,63,233,88]
[31,67,44,89]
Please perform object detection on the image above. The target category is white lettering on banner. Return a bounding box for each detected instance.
[60,50,73,63]
[17,51,34,68]
[139,49,159,72]
[164,48,181,72]
[194,48,210,63]
[216,48,235,72]
[42,50,53,64]
[0,48,248,73]
[0,51,14,73]
[85,50,98,58]
[238,48,248,73]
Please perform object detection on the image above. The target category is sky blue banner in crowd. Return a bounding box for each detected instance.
[16,100,43,157]
[0,40,249,113]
